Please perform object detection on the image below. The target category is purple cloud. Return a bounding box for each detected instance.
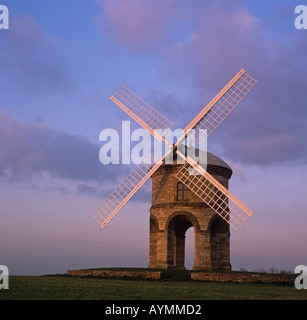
[0,15,74,91]
[154,1,307,166]
[0,109,124,182]
[92,0,307,166]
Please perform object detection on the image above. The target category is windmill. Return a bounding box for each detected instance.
[92,69,257,232]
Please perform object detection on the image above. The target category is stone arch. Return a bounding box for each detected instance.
[165,211,200,232]
[150,214,159,232]
[165,211,199,270]
[207,212,229,231]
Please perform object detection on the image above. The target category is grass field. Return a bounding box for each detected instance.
[0,272,306,300]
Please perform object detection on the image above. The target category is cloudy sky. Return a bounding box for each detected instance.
[0,0,306,275]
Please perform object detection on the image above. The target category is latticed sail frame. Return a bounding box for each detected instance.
[110,85,175,143]
[174,158,253,230]
[183,69,257,147]
[93,69,257,230]
[92,153,159,228]
[94,89,177,228]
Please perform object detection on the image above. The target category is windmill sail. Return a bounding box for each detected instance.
[173,69,257,229]
[94,69,257,230]
[180,69,257,146]
[174,156,253,230]
[110,86,175,141]
[92,153,160,228]
[93,90,177,228]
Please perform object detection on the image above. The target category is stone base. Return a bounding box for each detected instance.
[67,268,296,284]
[67,269,161,279]
[191,272,296,283]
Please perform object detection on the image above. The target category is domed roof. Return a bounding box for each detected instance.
[164,145,232,172]
[207,152,232,171]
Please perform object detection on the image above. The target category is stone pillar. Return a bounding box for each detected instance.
[193,231,212,270]
[215,233,231,270]
[167,229,176,269]
[152,230,169,269]
[148,230,157,268]
[175,235,186,270]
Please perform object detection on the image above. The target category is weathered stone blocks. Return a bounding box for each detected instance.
[148,153,232,271]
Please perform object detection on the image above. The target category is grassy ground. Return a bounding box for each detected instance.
[0,272,306,300]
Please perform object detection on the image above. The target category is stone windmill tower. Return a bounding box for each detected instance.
[148,147,232,270]
[92,69,257,271]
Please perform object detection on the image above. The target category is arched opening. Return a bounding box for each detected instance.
[185,227,194,270]
[167,214,197,270]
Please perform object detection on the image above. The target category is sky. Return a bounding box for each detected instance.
[0,0,306,275]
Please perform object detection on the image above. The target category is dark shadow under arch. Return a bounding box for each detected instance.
[165,211,200,232]
[166,212,198,270]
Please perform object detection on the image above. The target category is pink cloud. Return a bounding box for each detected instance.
[158,2,307,166]
[225,132,306,166]
[228,162,246,181]
[240,133,296,153]
[165,3,262,90]
[92,1,307,166]
[95,0,174,49]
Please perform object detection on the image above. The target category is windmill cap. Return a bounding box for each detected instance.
[164,145,232,172]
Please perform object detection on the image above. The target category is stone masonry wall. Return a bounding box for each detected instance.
[191,272,296,283]
[148,163,232,271]
[67,269,161,279]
